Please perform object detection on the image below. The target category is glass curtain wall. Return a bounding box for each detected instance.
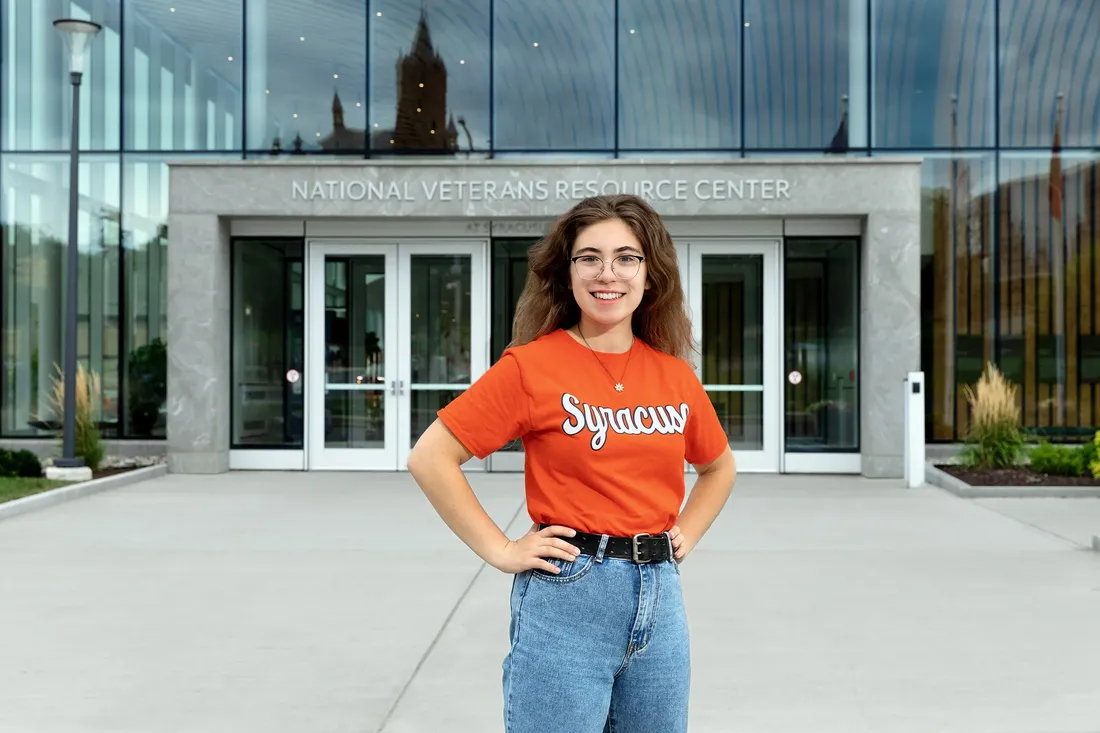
[2,0,1100,440]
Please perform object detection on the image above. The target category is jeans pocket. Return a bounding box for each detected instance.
[531,553,596,584]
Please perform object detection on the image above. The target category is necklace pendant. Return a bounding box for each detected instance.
[615,383,624,392]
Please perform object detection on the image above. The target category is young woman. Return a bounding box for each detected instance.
[407,193,736,733]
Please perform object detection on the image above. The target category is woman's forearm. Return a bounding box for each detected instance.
[676,450,736,552]
[408,457,512,567]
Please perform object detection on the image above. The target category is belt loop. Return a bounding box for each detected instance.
[595,534,609,563]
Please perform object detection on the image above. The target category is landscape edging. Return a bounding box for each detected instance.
[925,462,1100,498]
[0,464,168,524]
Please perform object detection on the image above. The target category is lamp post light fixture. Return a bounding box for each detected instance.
[51,18,101,478]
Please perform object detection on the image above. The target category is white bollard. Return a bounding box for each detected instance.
[903,371,926,488]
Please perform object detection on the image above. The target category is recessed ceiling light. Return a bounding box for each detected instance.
[356,102,362,107]
[333,73,339,79]
[418,82,424,88]
[169,7,175,12]
[376,11,382,17]
[389,139,395,144]
[430,129,435,134]
[373,123,378,128]
[460,59,465,64]
[629,29,635,34]
[316,132,321,137]
[227,56,233,61]
[293,113,298,118]
[299,36,305,41]
[744,22,750,27]
[416,107,421,112]
[265,89,270,94]
[532,42,539,47]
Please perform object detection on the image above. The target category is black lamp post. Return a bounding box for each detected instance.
[52,18,101,470]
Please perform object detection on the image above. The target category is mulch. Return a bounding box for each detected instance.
[937,465,1100,487]
[90,466,144,480]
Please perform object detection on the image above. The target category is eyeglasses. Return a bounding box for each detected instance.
[570,254,645,281]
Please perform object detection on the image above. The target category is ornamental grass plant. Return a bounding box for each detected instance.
[46,363,105,471]
[958,362,1025,470]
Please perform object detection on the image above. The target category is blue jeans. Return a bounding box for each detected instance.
[502,536,690,733]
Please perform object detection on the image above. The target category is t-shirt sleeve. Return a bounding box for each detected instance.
[436,352,533,459]
[683,366,731,466]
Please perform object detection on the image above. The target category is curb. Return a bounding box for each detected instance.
[0,464,168,524]
[925,462,1100,499]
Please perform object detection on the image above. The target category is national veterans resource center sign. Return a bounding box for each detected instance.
[291,176,793,205]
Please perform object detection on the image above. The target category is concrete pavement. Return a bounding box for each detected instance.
[0,472,1097,733]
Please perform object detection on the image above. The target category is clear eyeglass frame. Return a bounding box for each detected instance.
[571,255,645,281]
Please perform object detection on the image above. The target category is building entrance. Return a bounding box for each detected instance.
[305,240,487,471]
[175,159,920,478]
[227,233,861,474]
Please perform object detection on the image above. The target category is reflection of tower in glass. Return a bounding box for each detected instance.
[374,10,458,152]
[319,91,366,151]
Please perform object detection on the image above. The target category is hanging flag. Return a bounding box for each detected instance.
[1049,94,1064,221]
[827,95,849,154]
[827,112,848,154]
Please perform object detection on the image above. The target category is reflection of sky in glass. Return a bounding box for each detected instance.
[5,0,1099,153]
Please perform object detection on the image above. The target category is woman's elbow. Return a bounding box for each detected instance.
[407,420,471,478]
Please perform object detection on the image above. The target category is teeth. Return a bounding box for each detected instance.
[593,292,623,300]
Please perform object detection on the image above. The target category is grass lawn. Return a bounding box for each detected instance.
[0,477,69,504]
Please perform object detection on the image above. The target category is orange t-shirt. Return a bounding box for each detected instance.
[437,328,729,537]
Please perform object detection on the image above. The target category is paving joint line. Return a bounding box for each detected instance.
[373,497,528,733]
[969,499,1095,551]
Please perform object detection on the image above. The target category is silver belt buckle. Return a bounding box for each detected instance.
[632,533,652,563]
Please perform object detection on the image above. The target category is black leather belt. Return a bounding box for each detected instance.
[540,525,675,564]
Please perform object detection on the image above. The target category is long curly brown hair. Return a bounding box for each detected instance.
[509,194,696,362]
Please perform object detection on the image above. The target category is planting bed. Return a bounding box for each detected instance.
[937,465,1100,487]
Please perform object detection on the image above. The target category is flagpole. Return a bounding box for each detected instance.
[1051,93,1067,426]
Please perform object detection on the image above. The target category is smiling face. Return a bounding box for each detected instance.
[569,218,648,331]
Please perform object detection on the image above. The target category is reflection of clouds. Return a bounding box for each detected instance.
[619,0,740,149]
[743,0,851,148]
[1000,0,1100,147]
[493,0,615,149]
[115,0,1100,153]
[874,0,995,148]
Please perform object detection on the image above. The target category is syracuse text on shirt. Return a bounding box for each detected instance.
[560,393,691,451]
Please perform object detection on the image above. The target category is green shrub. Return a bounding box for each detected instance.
[127,339,166,437]
[0,449,44,478]
[1029,441,1084,476]
[1090,431,1100,480]
[957,363,1025,469]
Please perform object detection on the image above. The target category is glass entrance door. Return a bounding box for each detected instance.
[685,241,781,472]
[783,238,860,473]
[307,241,486,471]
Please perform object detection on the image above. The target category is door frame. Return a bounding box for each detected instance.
[305,239,489,471]
[780,238,863,475]
[680,239,783,473]
[396,241,488,471]
[307,241,399,471]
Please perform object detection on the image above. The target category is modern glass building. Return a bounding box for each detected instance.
[1,0,1096,476]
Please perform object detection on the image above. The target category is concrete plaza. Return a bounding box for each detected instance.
[0,471,1097,733]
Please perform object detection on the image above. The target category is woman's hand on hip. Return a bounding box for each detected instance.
[669,525,691,563]
[490,524,580,575]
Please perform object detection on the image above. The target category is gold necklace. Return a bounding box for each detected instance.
[576,326,634,393]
